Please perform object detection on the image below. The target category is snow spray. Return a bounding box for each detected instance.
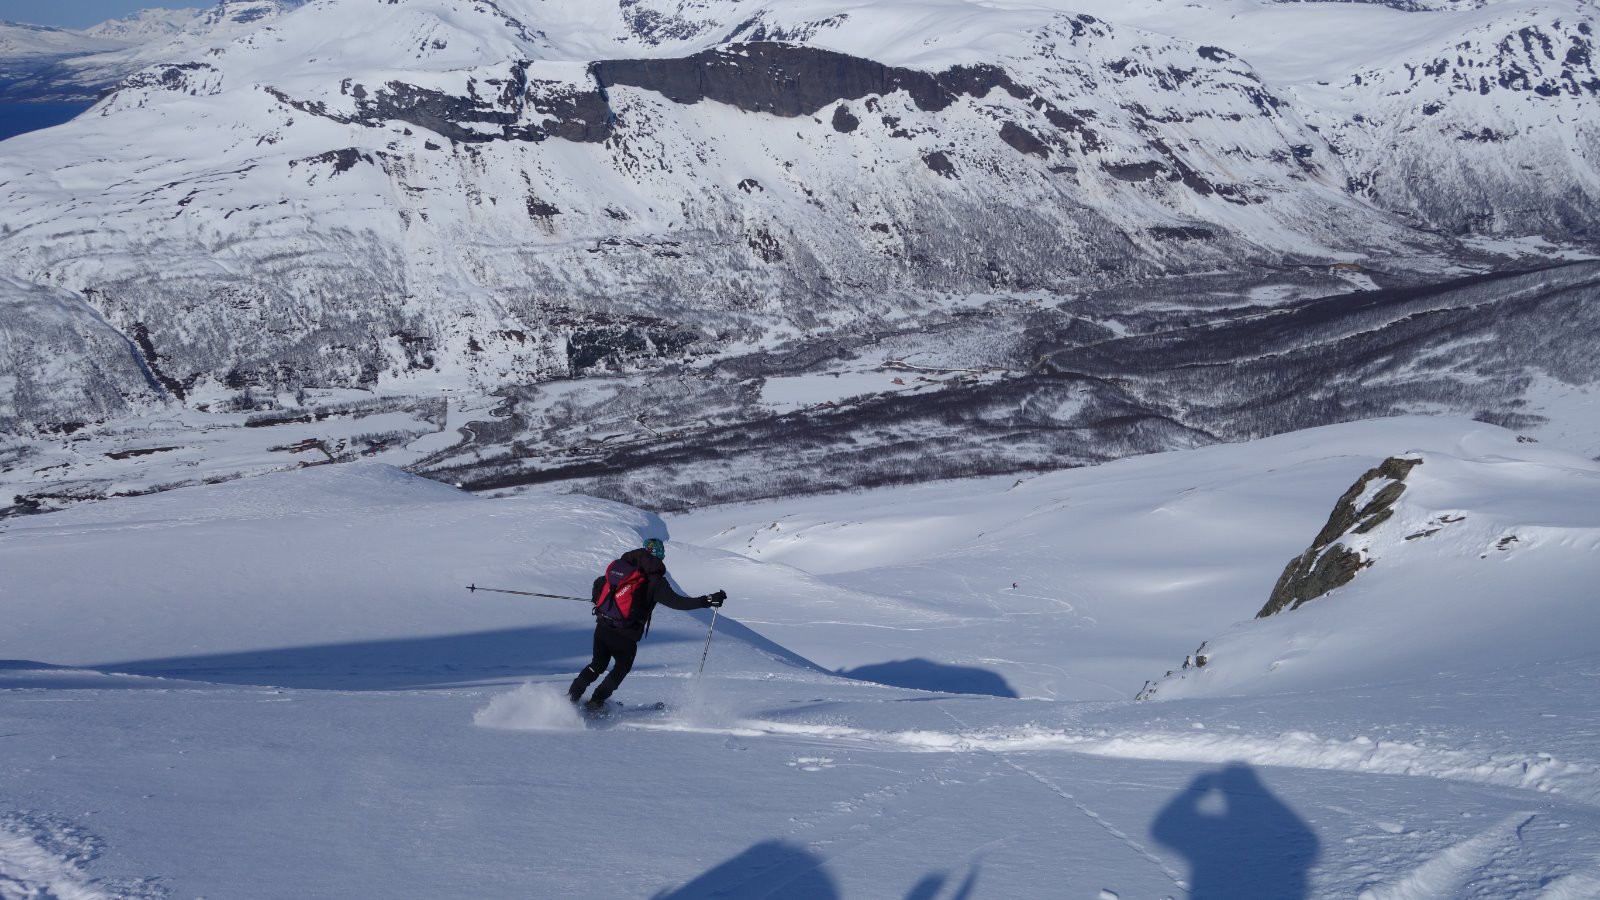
[473,682,584,731]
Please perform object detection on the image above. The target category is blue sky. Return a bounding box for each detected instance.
[4,2,209,30]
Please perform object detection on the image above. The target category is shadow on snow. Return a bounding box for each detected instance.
[655,766,1315,898]
[836,657,1019,698]
[1150,763,1320,900]
[653,839,978,900]
[683,608,831,674]
[0,659,183,691]
[82,625,695,691]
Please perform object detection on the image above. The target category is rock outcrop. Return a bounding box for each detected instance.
[1137,455,1423,700]
[1256,456,1422,619]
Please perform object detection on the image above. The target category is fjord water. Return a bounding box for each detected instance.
[0,100,92,141]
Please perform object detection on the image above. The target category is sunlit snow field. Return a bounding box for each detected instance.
[3,416,1599,897]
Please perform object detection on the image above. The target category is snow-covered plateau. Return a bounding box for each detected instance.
[2,0,1600,510]
[2,415,1598,897]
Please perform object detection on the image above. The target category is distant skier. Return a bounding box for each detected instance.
[567,538,726,710]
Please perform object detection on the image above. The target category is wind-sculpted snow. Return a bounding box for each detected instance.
[0,811,165,900]
[636,717,1600,803]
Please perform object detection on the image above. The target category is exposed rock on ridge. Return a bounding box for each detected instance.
[593,39,1097,151]
[1257,456,1422,618]
[1137,452,1426,700]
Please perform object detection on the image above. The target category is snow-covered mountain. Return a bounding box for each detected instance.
[0,2,305,102]
[82,8,205,43]
[1,6,213,59]
[0,21,130,59]
[2,0,1598,508]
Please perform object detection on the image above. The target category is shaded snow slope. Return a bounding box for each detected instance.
[0,462,669,676]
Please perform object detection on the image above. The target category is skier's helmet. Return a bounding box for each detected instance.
[644,538,665,559]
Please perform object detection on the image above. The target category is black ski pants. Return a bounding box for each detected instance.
[568,622,639,704]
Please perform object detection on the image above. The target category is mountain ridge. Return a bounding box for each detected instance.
[1,0,1597,510]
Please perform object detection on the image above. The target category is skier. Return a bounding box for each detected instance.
[568,538,726,710]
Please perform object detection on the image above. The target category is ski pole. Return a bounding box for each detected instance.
[697,606,719,676]
[465,584,588,602]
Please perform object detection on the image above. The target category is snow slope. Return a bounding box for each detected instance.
[1148,445,1600,699]
[0,461,666,672]
[668,415,1600,700]
[4,416,1599,896]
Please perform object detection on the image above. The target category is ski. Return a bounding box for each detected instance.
[581,700,668,720]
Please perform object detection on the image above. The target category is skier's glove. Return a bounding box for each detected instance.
[705,590,727,608]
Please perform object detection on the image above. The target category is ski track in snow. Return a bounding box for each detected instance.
[1536,870,1600,900]
[0,812,161,900]
[994,759,1188,891]
[783,755,971,880]
[1357,812,1535,900]
[939,705,1191,892]
[624,717,1600,806]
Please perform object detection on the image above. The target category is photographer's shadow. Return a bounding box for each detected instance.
[652,840,838,900]
[1150,763,1320,899]
[653,838,978,900]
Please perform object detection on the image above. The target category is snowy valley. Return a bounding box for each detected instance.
[3,0,1600,509]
